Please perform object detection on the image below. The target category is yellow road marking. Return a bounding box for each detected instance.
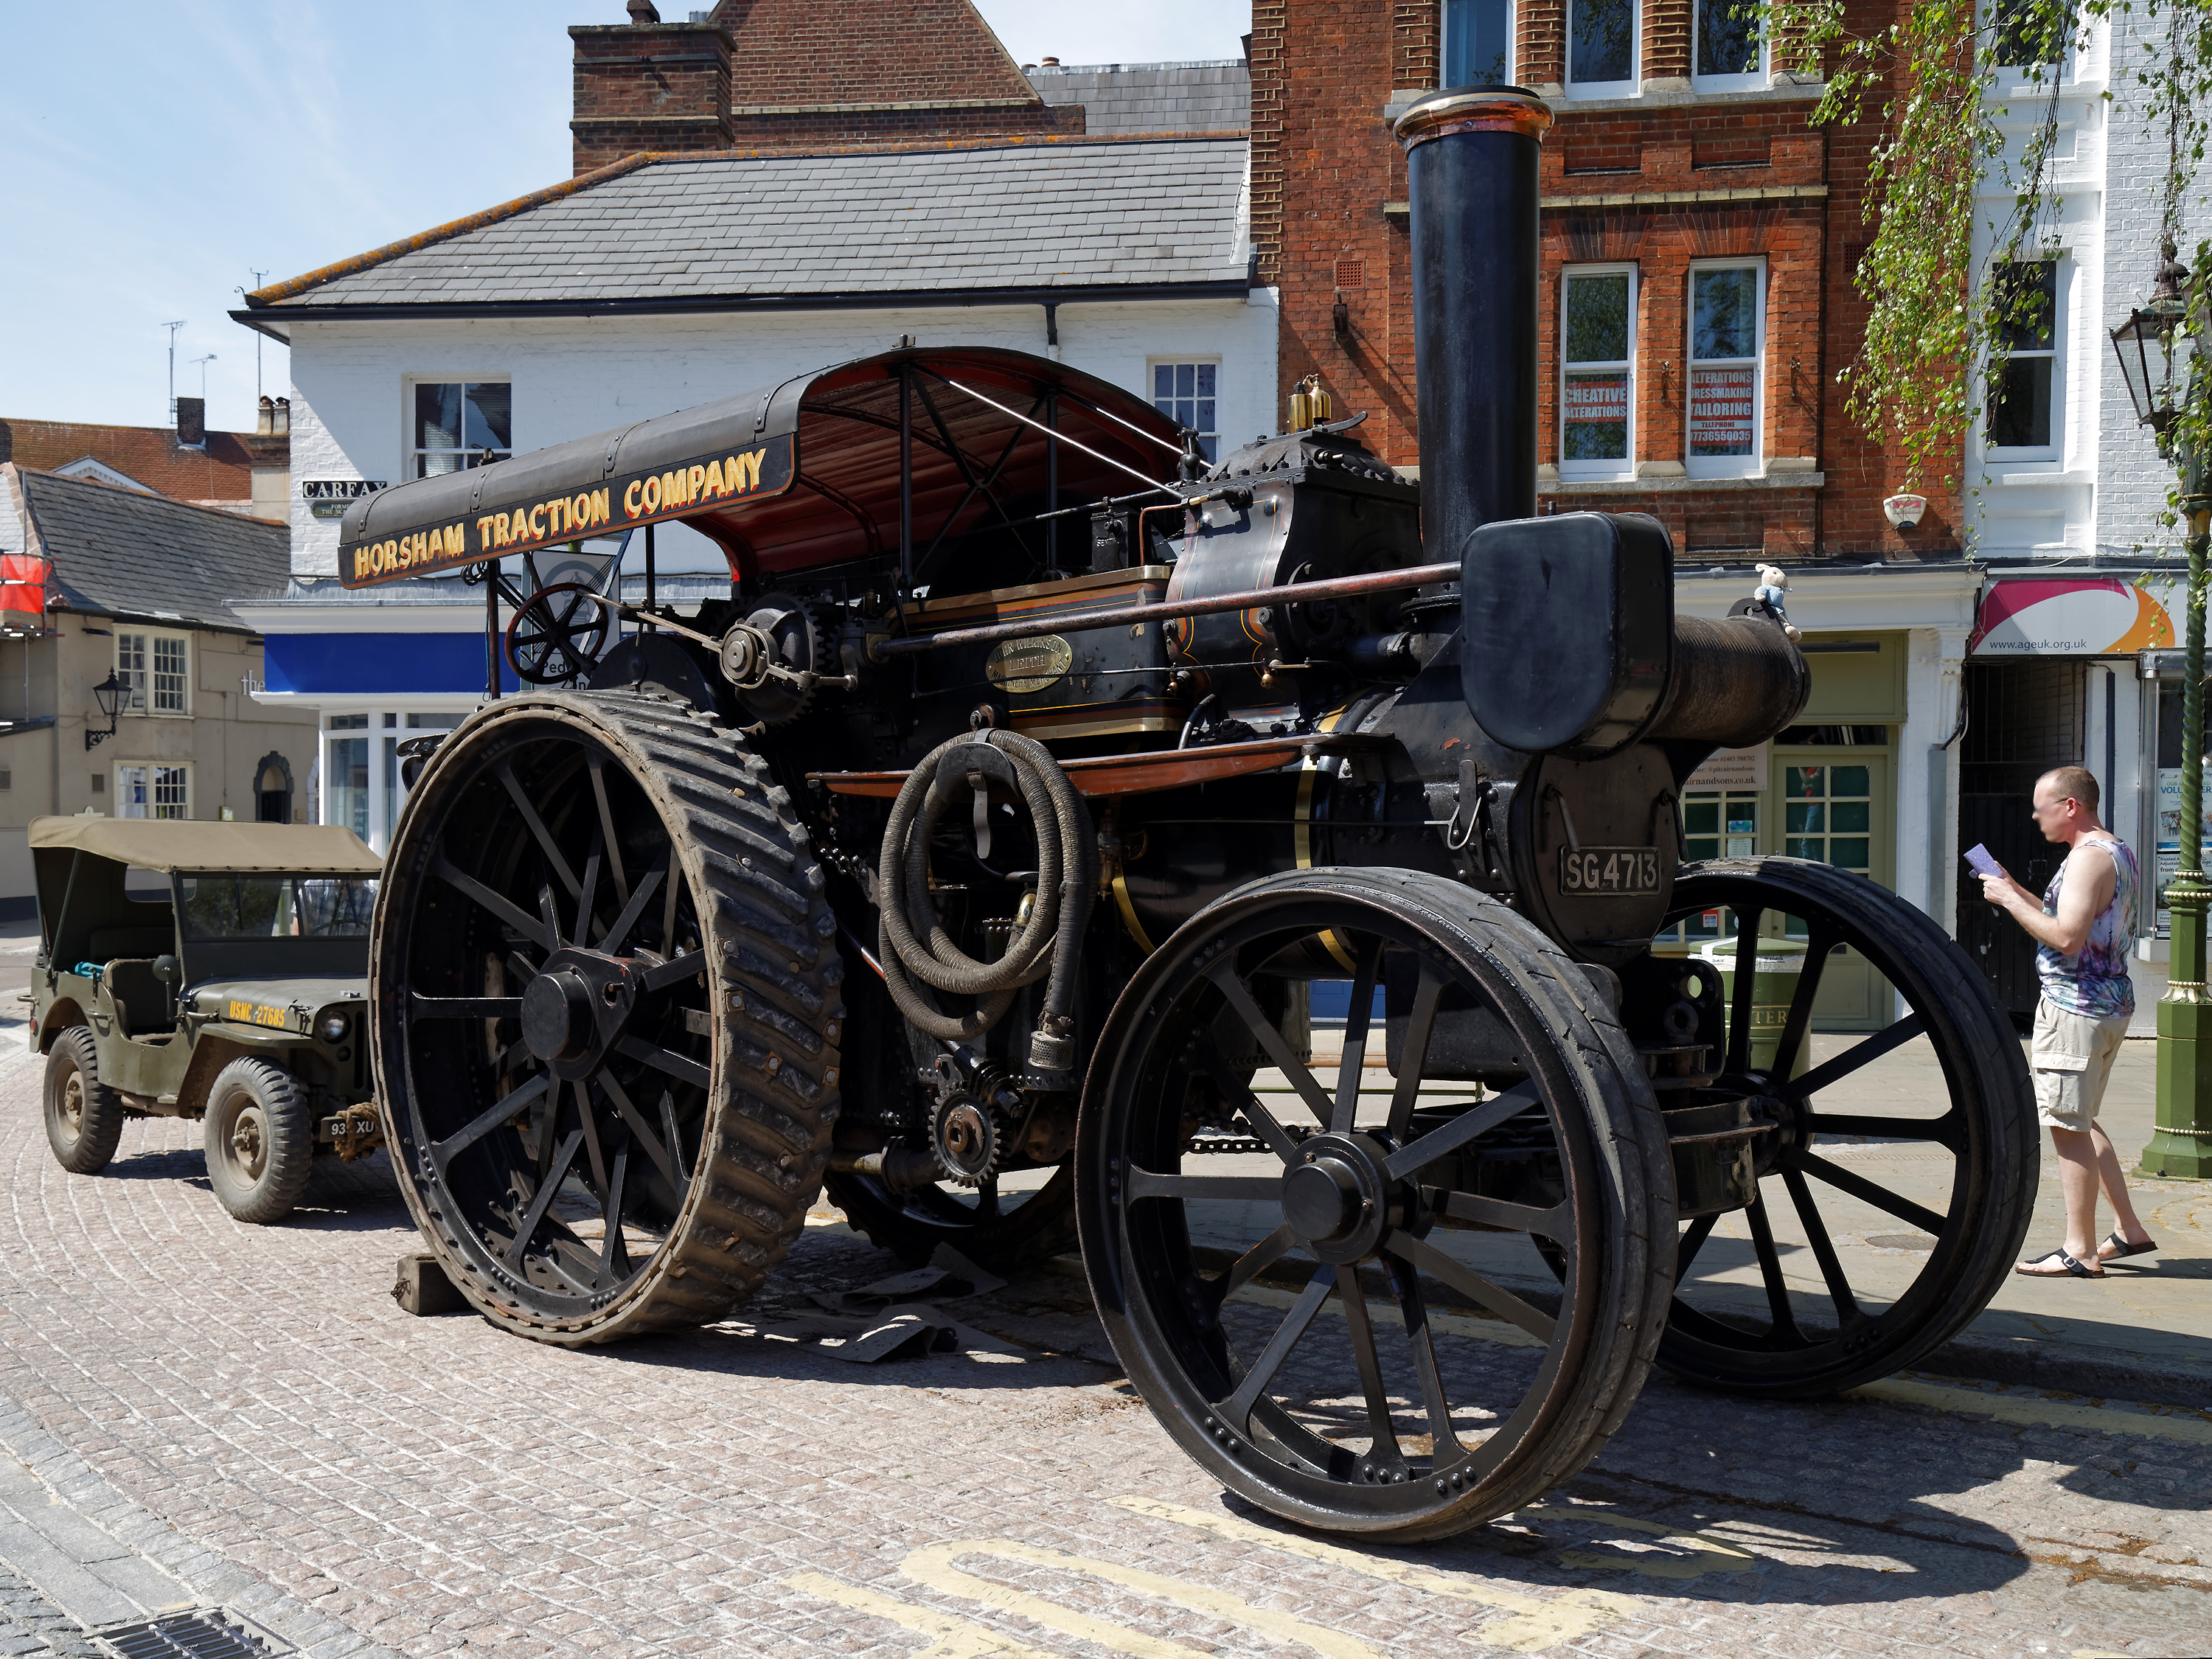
[1852,1377,2212,1447]
[903,1538,1385,1659]
[1516,1502,1759,1581]
[783,1572,1051,1658]
[1109,1498,1638,1654]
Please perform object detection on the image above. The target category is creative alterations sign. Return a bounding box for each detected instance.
[339,431,795,588]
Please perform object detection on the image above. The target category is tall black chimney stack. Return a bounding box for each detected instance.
[1394,88,1551,566]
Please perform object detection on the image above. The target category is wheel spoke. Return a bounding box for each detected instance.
[1781,1167,1861,1325]
[1205,1222,1296,1310]
[974,1176,1001,1220]
[1675,1212,1717,1278]
[1727,905,1762,1072]
[1769,928,1837,1079]
[1206,964,1335,1126]
[641,950,706,992]
[410,994,524,1020]
[615,1035,712,1091]
[1797,1151,1948,1236]
[1785,1013,1930,1102]
[1332,937,1382,1133]
[597,1067,681,1191]
[1385,1255,1465,1464]
[1335,1267,1409,1472]
[1806,1108,1962,1152]
[1220,1267,1332,1433]
[507,1127,582,1267]
[495,760,582,900]
[600,860,668,957]
[1385,970,1443,1142]
[432,1072,547,1168]
[576,1082,611,1197]
[1381,1081,1538,1181]
[587,758,631,909]
[1196,1066,1300,1164]
[434,855,556,951]
[577,839,602,950]
[1383,1228,1556,1343]
[1127,1170,1282,1205]
[1742,1192,1806,1347]
[595,1145,633,1289]
[1437,1191,1571,1242]
[657,1090,691,1186]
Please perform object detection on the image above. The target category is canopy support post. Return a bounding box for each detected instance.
[899,362,914,594]
[484,559,500,702]
[645,524,656,625]
[1046,390,1060,576]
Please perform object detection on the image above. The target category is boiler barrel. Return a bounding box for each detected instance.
[1652,614,1813,749]
[1397,88,1554,569]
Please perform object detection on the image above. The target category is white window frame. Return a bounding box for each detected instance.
[319,707,461,855]
[1686,257,1767,479]
[1565,0,1639,99]
[1690,0,1766,91]
[1440,0,1514,87]
[1147,357,1222,466]
[1982,254,2065,463]
[1559,262,1638,481]
[115,629,190,717]
[1983,0,2081,88]
[115,761,191,821]
[403,375,514,481]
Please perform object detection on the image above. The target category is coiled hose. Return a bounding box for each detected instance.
[877,727,1097,1074]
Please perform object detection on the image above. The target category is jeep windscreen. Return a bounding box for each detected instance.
[176,874,378,941]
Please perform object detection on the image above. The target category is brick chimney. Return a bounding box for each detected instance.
[571,4,732,175]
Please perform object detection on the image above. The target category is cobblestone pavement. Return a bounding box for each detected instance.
[1,1050,2208,1658]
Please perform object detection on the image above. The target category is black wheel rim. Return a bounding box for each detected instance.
[506,584,612,685]
[1655,860,2032,1391]
[380,714,714,1323]
[1085,883,1614,1532]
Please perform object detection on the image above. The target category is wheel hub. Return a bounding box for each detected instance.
[522,948,639,1080]
[231,1107,267,1177]
[1280,1132,1393,1265]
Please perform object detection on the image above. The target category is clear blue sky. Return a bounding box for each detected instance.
[0,1,1251,434]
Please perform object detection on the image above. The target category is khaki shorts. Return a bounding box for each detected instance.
[2030,997,2131,1133]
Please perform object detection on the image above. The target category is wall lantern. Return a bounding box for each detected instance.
[2110,239,2204,439]
[86,670,123,751]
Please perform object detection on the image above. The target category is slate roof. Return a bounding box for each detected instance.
[246,139,1250,314]
[4,466,291,635]
[1025,60,1251,136]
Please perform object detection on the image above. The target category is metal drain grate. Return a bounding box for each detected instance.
[91,1609,292,1658]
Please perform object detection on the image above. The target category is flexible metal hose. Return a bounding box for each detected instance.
[877,727,1097,1059]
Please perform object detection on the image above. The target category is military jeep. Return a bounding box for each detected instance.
[27,816,384,1222]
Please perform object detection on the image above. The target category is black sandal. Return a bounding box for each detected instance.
[2014,1248,2103,1279]
[2100,1231,2158,1261]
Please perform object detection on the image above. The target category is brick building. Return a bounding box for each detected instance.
[1252,0,1952,563]
[0,401,290,523]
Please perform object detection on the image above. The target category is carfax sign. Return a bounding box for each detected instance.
[338,430,795,588]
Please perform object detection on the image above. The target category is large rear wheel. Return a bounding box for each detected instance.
[372,689,844,1343]
[1655,858,2036,1395]
[1080,868,1674,1541]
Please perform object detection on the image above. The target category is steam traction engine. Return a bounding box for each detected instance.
[345,90,2034,1540]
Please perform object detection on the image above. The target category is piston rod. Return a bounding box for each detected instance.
[874,559,1460,658]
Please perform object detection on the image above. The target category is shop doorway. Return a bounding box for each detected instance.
[1956,658,2085,1024]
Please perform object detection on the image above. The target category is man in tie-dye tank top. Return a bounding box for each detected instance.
[1980,766,2156,1279]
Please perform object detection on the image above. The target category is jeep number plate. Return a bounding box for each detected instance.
[1558,846,1663,896]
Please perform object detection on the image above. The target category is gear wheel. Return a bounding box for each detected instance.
[928,1092,1003,1186]
[720,594,830,728]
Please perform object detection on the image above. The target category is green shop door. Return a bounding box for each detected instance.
[1774,748,1894,1029]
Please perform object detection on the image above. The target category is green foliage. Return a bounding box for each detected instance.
[1762,0,2212,512]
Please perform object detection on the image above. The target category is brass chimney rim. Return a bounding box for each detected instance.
[1394,86,1554,150]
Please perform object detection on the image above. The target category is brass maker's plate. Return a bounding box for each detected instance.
[985,634,1074,693]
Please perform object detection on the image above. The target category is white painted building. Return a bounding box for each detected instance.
[230,139,1275,852]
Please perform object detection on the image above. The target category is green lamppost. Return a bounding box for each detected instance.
[2111,239,2211,1178]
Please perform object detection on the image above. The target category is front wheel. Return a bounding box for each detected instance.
[204,1059,316,1223]
[44,1029,125,1175]
[1079,867,1675,1542]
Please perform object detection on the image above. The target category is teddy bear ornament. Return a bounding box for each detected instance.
[1753,563,1804,641]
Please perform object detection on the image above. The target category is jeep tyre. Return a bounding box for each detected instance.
[204,1059,316,1224]
[44,1027,126,1175]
